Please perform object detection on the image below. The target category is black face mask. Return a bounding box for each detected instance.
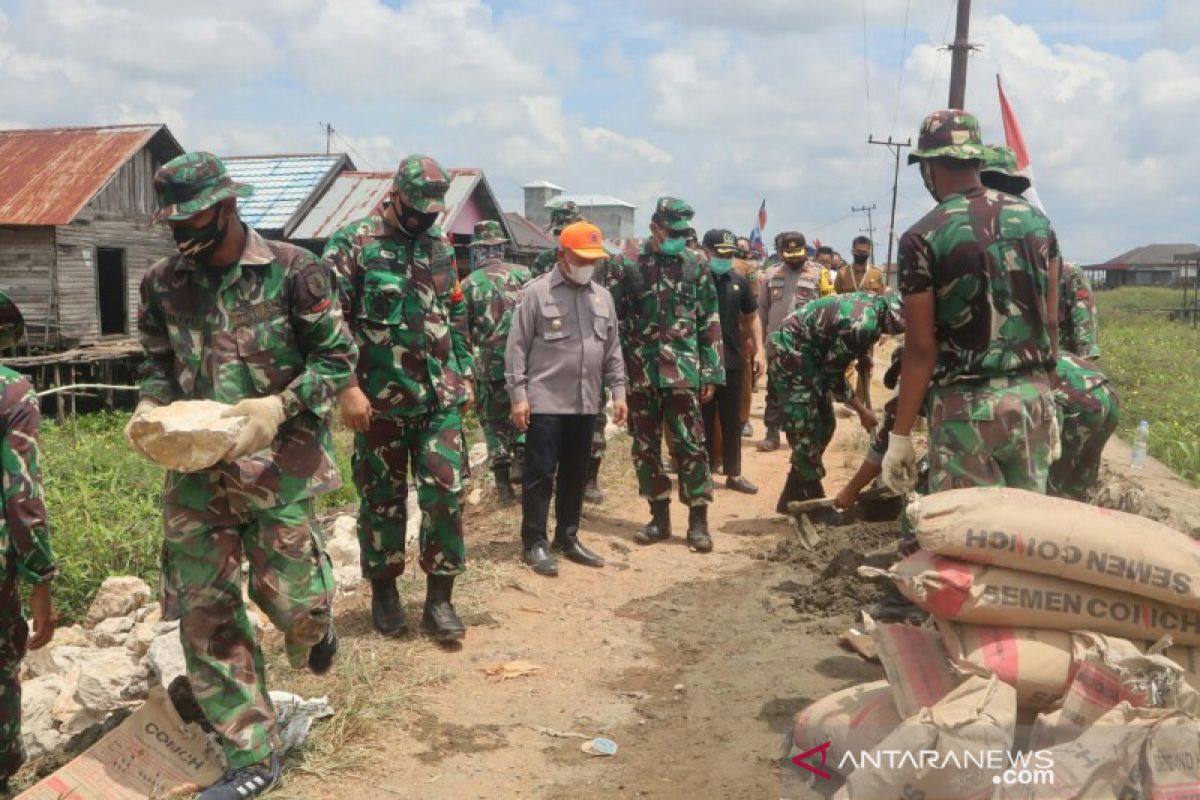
[853,252,870,265]
[173,206,231,264]
[396,203,439,238]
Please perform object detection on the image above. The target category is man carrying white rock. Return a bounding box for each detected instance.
[125,152,357,799]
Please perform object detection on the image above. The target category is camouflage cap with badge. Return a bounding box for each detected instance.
[393,154,451,213]
[470,219,509,247]
[654,197,695,231]
[152,152,254,223]
[907,109,986,165]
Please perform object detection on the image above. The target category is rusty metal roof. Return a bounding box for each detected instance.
[0,124,182,226]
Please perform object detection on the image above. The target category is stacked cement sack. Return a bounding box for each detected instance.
[785,488,1200,798]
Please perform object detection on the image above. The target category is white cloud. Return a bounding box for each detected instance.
[580,127,671,167]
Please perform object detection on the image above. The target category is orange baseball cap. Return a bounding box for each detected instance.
[559,221,608,259]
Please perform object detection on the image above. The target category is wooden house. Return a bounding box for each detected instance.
[0,124,183,349]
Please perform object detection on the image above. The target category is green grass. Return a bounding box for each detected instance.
[1095,286,1200,484]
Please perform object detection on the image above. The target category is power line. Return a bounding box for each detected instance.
[923,0,957,112]
[852,203,878,251]
[860,0,874,135]
[867,135,913,268]
[316,122,380,170]
[891,0,912,132]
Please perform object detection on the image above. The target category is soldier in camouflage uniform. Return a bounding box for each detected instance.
[130,153,355,799]
[883,111,1059,496]
[1049,354,1118,499]
[768,293,904,512]
[756,231,827,452]
[981,146,1100,360]
[530,201,584,279]
[461,220,530,505]
[323,155,473,643]
[607,197,724,552]
[0,295,56,793]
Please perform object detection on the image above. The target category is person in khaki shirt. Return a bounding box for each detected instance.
[834,236,888,407]
[506,222,628,577]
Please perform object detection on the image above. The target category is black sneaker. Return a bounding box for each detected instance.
[198,755,281,799]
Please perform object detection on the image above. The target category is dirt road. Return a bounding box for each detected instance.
[274,385,881,800]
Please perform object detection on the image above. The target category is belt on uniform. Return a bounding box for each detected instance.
[935,366,1051,389]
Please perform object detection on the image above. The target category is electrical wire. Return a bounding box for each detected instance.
[923,0,957,112]
[860,0,874,135]
[331,130,379,171]
[891,0,912,132]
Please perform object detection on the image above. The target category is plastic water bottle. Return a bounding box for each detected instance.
[1131,420,1150,472]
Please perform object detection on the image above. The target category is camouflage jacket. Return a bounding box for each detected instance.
[461,257,530,384]
[606,242,724,390]
[898,186,1059,383]
[323,209,474,418]
[0,367,54,584]
[530,247,557,279]
[1059,262,1101,360]
[1055,353,1110,414]
[767,293,891,403]
[137,229,356,513]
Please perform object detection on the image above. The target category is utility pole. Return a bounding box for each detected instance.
[947,0,974,109]
[320,122,335,155]
[851,203,877,251]
[867,136,912,271]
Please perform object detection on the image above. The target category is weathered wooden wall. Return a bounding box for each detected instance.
[53,147,176,344]
[0,227,56,345]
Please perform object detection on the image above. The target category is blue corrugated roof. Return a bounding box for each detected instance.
[223,154,348,233]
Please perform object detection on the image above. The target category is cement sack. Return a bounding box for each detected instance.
[936,621,1073,711]
[865,550,1200,646]
[127,400,246,472]
[871,621,960,718]
[908,486,1200,610]
[787,680,901,777]
[833,674,1017,800]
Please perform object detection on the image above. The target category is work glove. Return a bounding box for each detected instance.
[222,395,286,461]
[123,399,160,459]
[881,433,917,494]
[1048,405,1063,463]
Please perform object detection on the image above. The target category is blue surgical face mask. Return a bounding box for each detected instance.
[708,257,733,275]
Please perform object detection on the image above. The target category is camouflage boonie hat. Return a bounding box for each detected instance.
[393,155,451,214]
[876,292,906,335]
[654,197,694,231]
[907,109,986,165]
[0,291,24,350]
[979,144,1032,196]
[548,200,583,230]
[152,152,253,223]
[470,219,508,246]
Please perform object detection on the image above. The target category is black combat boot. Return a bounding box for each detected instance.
[634,499,672,544]
[308,625,338,675]
[420,574,466,642]
[686,505,713,553]
[552,531,605,567]
[370,577,408,637]
[776,468,810,515]
[583,457,604,504]
[493,466,517,505]
[757,425,781,452]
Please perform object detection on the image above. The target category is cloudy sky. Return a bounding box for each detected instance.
[1,0,1197,263]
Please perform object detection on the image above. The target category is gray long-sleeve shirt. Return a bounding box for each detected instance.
[505,266,627,414]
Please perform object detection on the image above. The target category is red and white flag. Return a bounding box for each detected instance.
[997,75,1045,212]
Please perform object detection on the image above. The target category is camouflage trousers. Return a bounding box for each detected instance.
[477,379,524,470]
[781,385,837,482]
[1049,382,1120,500]
[162,499,333,769]
[762,367,784,430]
[352,407,467,580]
[627,386,713,507]
[928,374,1056,493]
[1,566,28,782]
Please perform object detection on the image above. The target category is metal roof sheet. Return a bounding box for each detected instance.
[548,193,636,209]
[0,124,176,226]
[502,212,555,250]
[223,154,349,234]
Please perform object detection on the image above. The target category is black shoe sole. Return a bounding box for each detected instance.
[420,621,467,642]
[634,532,670,545]
[371,618,409,637]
